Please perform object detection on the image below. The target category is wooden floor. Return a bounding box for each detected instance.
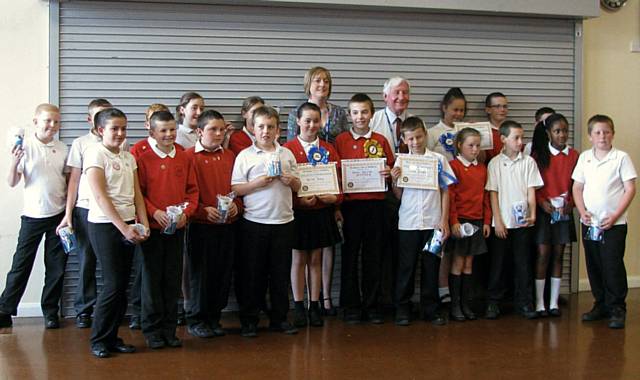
[1,291,638,380]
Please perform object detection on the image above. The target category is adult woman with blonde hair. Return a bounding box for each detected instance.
[287,67,348,316]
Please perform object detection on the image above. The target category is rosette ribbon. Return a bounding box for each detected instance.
[438,160,458,189]
[307,146,330,166]
[438,132,456,154]
[363,139,384,158]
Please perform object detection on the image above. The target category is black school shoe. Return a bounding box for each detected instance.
[269,321,298,335]
[519,305,539,320]
[425,312,447,326]
[76,314,92,328]
[188,322,215,338]
[164,335,182,348]
[608,308,626,329]
[209,322,226,337]
[240,323,258,338]
[91,342,110,359]
[582,305,609,322]
[363,310,384,325]
[0,312,13,328]
[109,338,136,354]
[293,307,308,328]
[308,304,324,327]
[484,303,500,320]
[146,334,166,349]
[45,315,60,329]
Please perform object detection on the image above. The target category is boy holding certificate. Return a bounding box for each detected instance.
[283,102,342,328]
[231,106,301,337]
[335,93,394,324]
[390,117,457,326]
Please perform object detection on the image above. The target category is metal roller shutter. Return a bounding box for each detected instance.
[55,1,577,316]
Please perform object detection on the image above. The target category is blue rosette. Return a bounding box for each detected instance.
[438,132,456,154]
[307,145,330,166]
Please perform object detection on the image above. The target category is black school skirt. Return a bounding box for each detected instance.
[534,208,577,245]
[446,219,487,257]
[292,207,341,250]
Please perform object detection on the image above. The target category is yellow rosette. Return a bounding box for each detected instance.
[363,139,384,158]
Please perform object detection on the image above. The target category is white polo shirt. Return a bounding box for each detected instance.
[17,135,68,218]
[67,132,101,209]
[176,124,198,149]
[370,107,410,155]
[396,150,457,231]
[572,147,637,225]
[231,142,298,224]
[426,120,456,161]
[84,143,137,223]
[486,152,543,228]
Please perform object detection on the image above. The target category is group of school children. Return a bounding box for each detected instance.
[0,70,636,359]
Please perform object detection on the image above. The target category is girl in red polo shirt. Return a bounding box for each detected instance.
[226,96,264,156]
[531,113,578,317]
[447,127,492,321]
[283,102,342,328]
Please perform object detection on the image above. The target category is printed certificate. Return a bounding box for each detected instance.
[454,121,494,150]
[395,154,438,190]
[297,162,340,197]
[341,158,387,193]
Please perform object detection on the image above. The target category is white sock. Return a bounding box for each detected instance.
[439,287,450,301]
[535,279,546,311]
[549,277,562,309]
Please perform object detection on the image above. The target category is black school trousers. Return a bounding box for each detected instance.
[141,229,183,339]
[72,207,98,317]
[0,213,66,318]
[487,227,534,308]
[238,219,293,326]
[88,222,134,347]
[395,229,440,317]
[339,200,385,312]
[582,224,628,311]
[187,222,234,327]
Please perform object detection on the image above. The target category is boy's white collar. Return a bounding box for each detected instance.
[350,128,372,139]
[195,140,223,153]
[149,137,176,158]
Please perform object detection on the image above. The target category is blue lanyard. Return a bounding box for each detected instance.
[322,105,332,142]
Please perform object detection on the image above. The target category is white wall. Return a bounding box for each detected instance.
[0,0,51,316]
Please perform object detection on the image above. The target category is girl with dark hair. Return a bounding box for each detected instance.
[427,87,467,161]
[530,113,578,317]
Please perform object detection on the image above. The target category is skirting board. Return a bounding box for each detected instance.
[579,276,640,292]
[16,303,42,318]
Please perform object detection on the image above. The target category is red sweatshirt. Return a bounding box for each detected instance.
[228,129,253,157]
[334,130,394,202]
[484,127,504,163]
[533,148,579,207]
[184,146,243,224]
[283,138,343,210]
[448,158,492,225]
[136,147,199,230]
